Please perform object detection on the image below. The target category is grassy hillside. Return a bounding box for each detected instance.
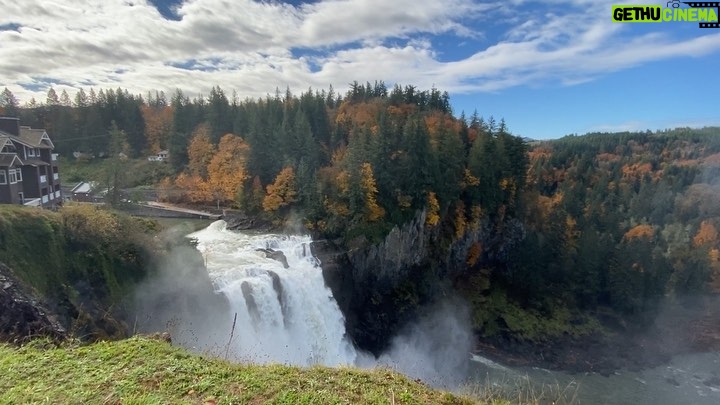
[0,336,480,405]
[0,204,196,342]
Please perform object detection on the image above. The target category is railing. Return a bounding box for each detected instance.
[52,153,58,161]
[23,198,41,207]
[42,195,49,204]
[40,175,47,183]
[53,173,59,181]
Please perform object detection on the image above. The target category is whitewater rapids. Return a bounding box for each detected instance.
[188,220,358,367]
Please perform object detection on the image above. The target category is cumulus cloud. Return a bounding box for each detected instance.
[0,0,718,103]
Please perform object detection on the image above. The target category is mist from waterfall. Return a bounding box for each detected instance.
[130,219,475,390]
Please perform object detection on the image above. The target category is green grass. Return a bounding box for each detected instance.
[0,336,480,405]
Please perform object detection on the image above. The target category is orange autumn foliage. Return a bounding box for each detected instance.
[624,224,654,241]
[334,100,383,128]
[141,105,173,153]
[528,147,552,162]
[187,124,215,177]
[263,167,297,212]
[693,221,719,247]
[174,172,208,203]
[206,134,250,204]
[467,242,483,267]
[621,162,653,180]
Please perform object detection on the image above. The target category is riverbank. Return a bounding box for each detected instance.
[473,300,720,376]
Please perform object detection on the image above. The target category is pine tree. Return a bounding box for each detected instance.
[0,88,19,116]
[104,122,130,206]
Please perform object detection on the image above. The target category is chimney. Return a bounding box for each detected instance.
[0,117,20,136]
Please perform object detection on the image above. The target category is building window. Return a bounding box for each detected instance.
[16,169,22,182]
[0,170,6,185]
[8,169,17,184]
[28,147,35,157]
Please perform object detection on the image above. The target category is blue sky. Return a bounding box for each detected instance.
[1,0,719,139]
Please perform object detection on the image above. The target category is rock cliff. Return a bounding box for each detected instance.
[313,210,526,355]
[0,262,66,343]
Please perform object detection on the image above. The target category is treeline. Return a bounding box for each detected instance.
[504,128,720,324]
[161,84,523,240]
[2,83,524,241]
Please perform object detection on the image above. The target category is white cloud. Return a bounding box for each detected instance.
[587,118,720,134]
[0,0,718,105]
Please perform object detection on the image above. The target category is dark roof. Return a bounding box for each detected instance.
[19,127,54,149]
[23,158,49,166]
[0,153,22,167]
[0,135,13,149]
[0,128,54,149]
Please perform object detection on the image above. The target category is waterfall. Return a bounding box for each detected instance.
[188,220,358,367]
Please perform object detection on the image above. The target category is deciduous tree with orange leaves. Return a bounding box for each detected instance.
[263,167,297,212]
[206,134,251,208]
[141,105,174,153]
[187,124,215,178]
[693,221,718,247]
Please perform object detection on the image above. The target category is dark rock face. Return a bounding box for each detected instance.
[223,210,273,232]
[266,270,289,328]
[241,281,260,325]
[0,263,66,343]
[312,210,526,356]
[345,210,429,289]
[256,248,289,269]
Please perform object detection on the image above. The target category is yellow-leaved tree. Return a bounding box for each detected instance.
[360,163,385,222]
[206,134,250,208]
[263,167,297,212]
[175,172,208,203]
[426,191,440,226]
[187,124,215,178]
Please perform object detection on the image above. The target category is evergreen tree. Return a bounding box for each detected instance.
[0,88,19,116]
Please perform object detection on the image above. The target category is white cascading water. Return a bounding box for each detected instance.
[188,220,358,367]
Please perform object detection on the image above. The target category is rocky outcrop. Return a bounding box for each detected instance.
[256,248,289,269]
[222,210,273,232]
[313,209,527,355]
[345,210,429,288]
[0,263,66,343]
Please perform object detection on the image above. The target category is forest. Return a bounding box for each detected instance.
[1,83,719,345]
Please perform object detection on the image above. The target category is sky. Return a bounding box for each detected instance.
[1,0,719,139]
